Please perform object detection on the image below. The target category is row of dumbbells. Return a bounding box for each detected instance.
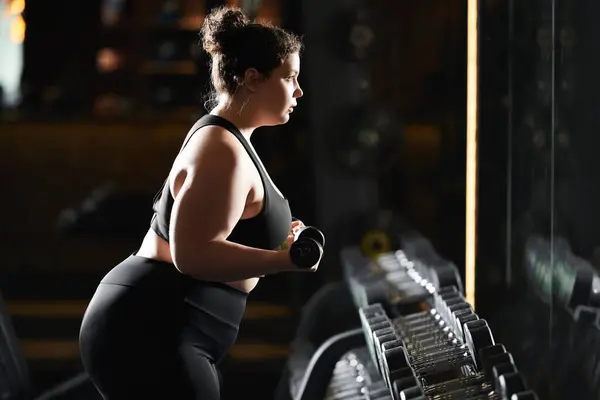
[355,253,434,308]
[358,250,463,310]
[325,347,391,400]
[359,296,538,399]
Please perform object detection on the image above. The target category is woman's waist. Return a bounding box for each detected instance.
[138,228,263,294]
[184,280,248,329]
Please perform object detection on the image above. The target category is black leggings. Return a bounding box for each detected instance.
[79,256,246,400]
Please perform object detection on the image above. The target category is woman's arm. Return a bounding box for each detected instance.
[169,128,299,281]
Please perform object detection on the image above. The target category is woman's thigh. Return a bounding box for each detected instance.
[178,341,221,399]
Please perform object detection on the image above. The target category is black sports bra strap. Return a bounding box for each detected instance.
[178,115,241,153]
[181,115,269,178]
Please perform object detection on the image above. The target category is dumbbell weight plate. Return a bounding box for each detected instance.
[362,317,391,363]
[478,344,506,366]
[454,310,478,340]
[430,264,464,293]
[511,390,539,400]
[464,320,495,369]
[360,304,386,319]
[296,226,326,247]
[398,386,425,400]
[289,237,322,268]
[484,352,515,380]
[437,285,463,301]
[496,371,527,398]
[381,346,411,388]
[372,329,396,357]
[438,285,459,296]
[366,323,393,364]
[493,362,517,382]
[391,376,418,400]
[443,303,473,331]
[374,333,399,374]
[368,320,392,330]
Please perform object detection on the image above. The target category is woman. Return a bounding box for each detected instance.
[79,6,319,399]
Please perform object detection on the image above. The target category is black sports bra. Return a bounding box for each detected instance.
[150,114,292,250]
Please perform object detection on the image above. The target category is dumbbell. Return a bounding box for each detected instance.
[401,322,492,376]
[408,346,473,376]
[478,344,517,380]
[363,280,392,305]
[377,339,408,388]
[399,308,439,324]
[433,291,474,332]
[389,282,430,301]
[435,294,472,325]
[420,367,501,399]
[423,371,488,397]
[377,253,404,272]
[381,343,467,393]
[288,226,325,269]
[397,385,425,400]
[380,344,415,390]
[376,255,430,299]
[429,264,462,292]
[478,343,507,371]
[407,325,458,350]
[327,350,376,400]
[397,311,447,336]
[360,304,387,321]
[452,309,479,341]
[443,303,474,340]
[327,353,363,399]
[407,337,459,357]
[373,331,400,374]
[495,371,529,399]
[395,317,460,356]
[386,271,426,291]
[463,319,496,370]
[362,315,394,366]
[493,362,517,383]
[397,312,460,348]
[398,302,473,350]
[397,316,458,352]
[424,382,494,399]
[391,376,420,399]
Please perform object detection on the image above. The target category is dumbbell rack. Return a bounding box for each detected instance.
[324,347,392,400]
[332,246,539,399]
[342,249,464,316]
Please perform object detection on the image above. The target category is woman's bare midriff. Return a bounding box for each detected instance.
[136,228,260,293]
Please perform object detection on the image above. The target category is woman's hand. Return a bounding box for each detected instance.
[291,219,305,235]
[281,220,305,250]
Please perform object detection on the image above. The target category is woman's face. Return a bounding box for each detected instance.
[253,53,303,126]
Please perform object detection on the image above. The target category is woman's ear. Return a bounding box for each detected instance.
[242,68,264,92]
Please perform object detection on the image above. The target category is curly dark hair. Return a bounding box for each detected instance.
[200,6,303,106]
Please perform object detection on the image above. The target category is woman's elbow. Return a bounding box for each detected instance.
[170,243,200,276]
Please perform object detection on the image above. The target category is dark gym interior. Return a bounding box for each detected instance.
[0,0,598,399]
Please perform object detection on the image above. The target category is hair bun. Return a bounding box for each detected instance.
[201,6,250,55]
